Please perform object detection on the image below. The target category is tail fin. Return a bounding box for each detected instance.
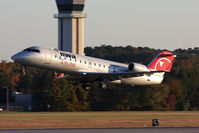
[147,51,176,72]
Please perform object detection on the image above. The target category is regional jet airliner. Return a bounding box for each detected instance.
[11,46,176,88]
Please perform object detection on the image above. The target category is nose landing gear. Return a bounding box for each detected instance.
[22,66,26,75]
[82,83,90,90]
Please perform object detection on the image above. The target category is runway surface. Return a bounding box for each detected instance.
[1,128,199,133]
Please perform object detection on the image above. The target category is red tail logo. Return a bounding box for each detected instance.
[147,51,175,72]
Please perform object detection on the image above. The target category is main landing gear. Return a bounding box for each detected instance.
[99,82,112,89]
[82,82,112,90]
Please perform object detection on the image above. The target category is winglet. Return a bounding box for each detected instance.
[58,73,64,78]
[56,73,65,79]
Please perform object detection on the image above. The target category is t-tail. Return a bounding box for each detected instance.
[147,51,176,72]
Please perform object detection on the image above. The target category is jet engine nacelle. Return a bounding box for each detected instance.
[128,62,149,72]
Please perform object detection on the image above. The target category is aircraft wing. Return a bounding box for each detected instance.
[58,71,165,82]
[76,71,165,82]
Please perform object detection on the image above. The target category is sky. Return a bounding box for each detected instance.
[0,0,199,61]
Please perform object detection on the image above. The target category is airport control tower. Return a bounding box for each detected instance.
[54,0,86,55]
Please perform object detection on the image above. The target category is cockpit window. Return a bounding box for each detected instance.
[23,48,40,53]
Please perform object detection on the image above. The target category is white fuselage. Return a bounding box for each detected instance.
[12,46,164,85]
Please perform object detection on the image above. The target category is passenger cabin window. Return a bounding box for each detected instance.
[80,60,82,63]
[84,61,87,64]
[99,64,101,67]
[103,65,106,68]
[94,63,96,66]
[23,48,40,53]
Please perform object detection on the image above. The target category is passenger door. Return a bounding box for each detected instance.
[44,50,52,64]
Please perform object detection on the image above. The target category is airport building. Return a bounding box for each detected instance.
[54,0,86,55]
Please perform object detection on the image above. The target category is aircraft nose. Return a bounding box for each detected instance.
[11,53,22,60]
[11,54,17,60]
[11,52,26,63]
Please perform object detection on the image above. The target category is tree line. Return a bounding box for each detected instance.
[0,45,199,111]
